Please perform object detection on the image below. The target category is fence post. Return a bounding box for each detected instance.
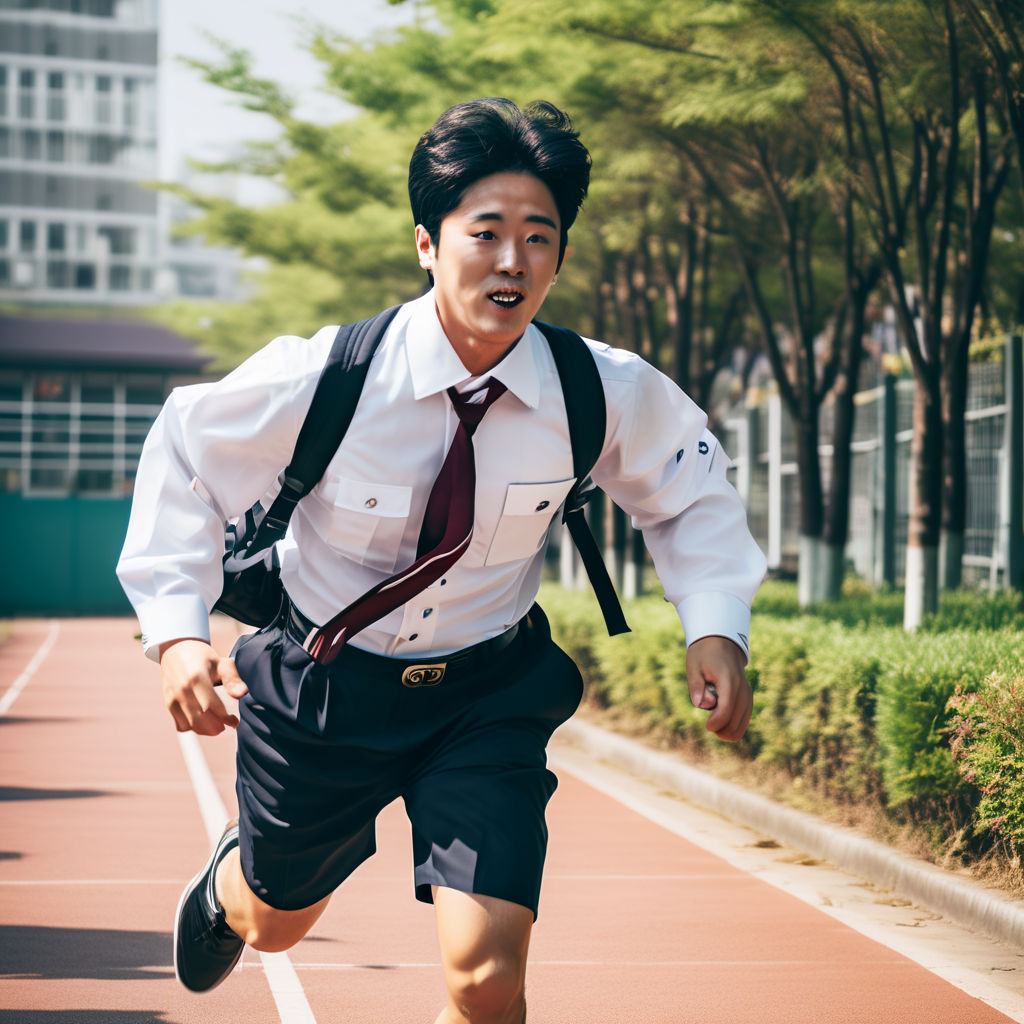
[767,390,782,571]
[558,523,573,587]
[734,413,751,508]
[1006,334,1023,590]
[875,374,897,589]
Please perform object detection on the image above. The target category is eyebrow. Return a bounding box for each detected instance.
[470,212,559,231]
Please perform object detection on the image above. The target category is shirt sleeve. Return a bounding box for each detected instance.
[588,344,767,661]
[115,330,330,660]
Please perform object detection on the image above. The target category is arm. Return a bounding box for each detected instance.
[589,347,766,741]
[116,331,325,660]
[117,332,333,731]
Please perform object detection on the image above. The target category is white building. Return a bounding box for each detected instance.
[0,0,163,305]
[0,0,242,306]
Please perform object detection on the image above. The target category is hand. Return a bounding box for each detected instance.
[158,638,249,735]
[686,635,752,743]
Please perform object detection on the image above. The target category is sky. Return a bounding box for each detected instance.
[158,0,416,185]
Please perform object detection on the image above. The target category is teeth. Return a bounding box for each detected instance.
[491,293,521,305]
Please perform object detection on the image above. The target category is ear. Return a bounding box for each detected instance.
[415,224,435,271]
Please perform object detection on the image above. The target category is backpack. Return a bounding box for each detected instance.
[214,306,630,638]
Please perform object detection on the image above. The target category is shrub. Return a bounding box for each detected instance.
[875,630,1023,809]
[538,580,1024,854]
[949,674,1024,852]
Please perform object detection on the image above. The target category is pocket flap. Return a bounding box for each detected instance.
[500,479,575,516]
[333,477,412,518]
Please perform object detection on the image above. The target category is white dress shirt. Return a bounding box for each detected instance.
[117,291,766,661]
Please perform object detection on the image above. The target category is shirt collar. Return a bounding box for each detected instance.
[404,291,542,410]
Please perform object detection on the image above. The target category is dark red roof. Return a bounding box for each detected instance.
[0,315,211,373]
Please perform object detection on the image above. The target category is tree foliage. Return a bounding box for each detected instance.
[151,0,1023,618]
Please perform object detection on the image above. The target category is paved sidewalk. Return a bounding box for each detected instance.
[1,617,1022,1023]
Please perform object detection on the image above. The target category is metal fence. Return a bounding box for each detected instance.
[720,338,1020,590]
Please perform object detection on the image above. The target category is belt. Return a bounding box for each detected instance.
[284,600,524,687]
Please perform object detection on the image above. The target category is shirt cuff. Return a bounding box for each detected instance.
[675,591,752,663]
[136,594,212,662]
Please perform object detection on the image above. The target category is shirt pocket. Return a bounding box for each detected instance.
[327,476,412,572]
[484,479,575,567]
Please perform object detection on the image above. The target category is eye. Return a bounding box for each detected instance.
[528,233,551,244]
[473,230,496,240]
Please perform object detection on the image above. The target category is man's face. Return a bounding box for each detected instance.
[415,171,562,373]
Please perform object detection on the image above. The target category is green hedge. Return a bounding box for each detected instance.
[539,580,1024,855]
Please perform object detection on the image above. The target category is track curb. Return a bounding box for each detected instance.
[557,717,1024,952]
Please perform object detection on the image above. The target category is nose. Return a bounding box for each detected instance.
[495,239,526,277]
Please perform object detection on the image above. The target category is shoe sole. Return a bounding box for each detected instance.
[173,821,243,992]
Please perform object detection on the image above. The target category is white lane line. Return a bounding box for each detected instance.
[278,959,905,970]
[0,879,183,886]
[177,732,318,1024]
[0,620,60,716]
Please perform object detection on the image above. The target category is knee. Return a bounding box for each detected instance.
[235,908,299,952]
[228,895,326,953]
[446,957,526,1021]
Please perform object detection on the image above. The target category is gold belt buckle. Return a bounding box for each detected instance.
[401,663,447,688]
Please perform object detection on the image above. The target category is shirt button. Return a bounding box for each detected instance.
[440,579,447,586]
[409,633,419,641]
[423,608,433,618]
[535,500,550,511]
[365,497,378,508]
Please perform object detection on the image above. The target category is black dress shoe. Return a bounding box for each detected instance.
[173,820,245,992]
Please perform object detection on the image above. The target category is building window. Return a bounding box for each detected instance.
[46,72,65,121]
[0,67,8,118]
[18,69,35,119]
[0,221,7,250]
[47,223,66,252]
[122,76,136,127]
[46,129,64,162]
[74,263,95,289]
[46,260,69,288]
[0,371,22,494]
[29,373,72,493]
[98,225,134,255]
[109,264,131,290]
[19,221,36,253]
[0,126,8,158]
[0,259,9,286]
[21,128,41,160]
[95,74,112,124]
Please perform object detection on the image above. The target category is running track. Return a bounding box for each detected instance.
[1,617,1020,1023]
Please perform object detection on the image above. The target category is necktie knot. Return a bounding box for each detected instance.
[447,379,507,434]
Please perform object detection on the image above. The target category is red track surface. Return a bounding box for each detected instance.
[1,617,1016,1023]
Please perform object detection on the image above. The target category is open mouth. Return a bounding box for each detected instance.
[488,290,524,309]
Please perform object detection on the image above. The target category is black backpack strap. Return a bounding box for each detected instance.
[247,305,402,551]
[534,321,630,636]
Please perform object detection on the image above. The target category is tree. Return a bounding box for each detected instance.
[503,0,878,602]
[762,0,1016,624]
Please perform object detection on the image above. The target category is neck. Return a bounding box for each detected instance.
[435,306,522,376]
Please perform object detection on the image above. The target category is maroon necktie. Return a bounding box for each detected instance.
[307,379,507,665]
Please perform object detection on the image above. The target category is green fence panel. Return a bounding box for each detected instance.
[0,494,134,616]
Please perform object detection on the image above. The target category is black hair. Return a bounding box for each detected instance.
[408,97,591,272]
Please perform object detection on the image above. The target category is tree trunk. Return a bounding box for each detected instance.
[940,340,969,589]
[904,374,943,628]
[822,275,874,599]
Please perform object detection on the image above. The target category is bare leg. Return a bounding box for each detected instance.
[432,887,532,1024]
[215,847,331,953]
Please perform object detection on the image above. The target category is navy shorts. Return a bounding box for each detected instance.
[230,604,583,918]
